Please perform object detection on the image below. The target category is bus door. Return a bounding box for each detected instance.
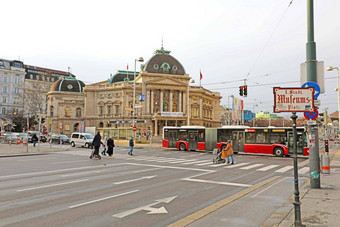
[288,132,304,155]
[168,130,177,148]
[188,131,198,150]
[232,131,244,152]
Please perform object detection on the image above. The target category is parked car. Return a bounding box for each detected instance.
[3,133,19,144]
[27,131,47,143]
[13,133,30,143]
[49,134,70,144]
[70,132,94,148]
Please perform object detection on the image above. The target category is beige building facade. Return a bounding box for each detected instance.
[47,47,223,140]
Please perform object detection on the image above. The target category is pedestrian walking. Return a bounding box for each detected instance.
[92,132,103,158]
[101,137,107,155]
[225,140,234,164]
[32,133,38,147]
[128,137,134,155]
[107,136,115,156]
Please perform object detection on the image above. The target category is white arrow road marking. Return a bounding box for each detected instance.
[144,206,168,214]
[113,195,178,218]
[69,190,138,209]
[113,175,156,185]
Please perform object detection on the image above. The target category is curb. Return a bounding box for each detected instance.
[0,153,47,158]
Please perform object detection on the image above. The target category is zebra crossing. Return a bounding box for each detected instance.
[114,154,310,174]
[58,150,310,175]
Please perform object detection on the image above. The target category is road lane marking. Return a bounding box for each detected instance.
[251,177,288,198]
[17,179,89,192]
[240,164,264,170]
[17,158,54,162]
[168,176,281,227]
[113,175,156,185]
[61,170,102,177]
[257,164,279,171]
[133,168,160,173]
[275,166,293,173]
[53,160,90,164]
[195,161,214,166]
[224,163,249,168]
[182,178,251,187]
[181,160,210,165]
[0,163,124,180]
[69,190,138,209]
[299,167,309,174]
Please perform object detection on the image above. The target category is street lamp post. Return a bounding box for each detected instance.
[133,57,144,137]
[327,66,340,132]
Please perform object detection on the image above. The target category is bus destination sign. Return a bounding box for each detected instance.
[273,87,315,113]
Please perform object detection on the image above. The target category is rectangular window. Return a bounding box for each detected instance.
[14,88,19,94]
[107,105,111,115]
[3,96,7,103]
[3,87,7,93]
[30,74,33,79]
[1,107,6,114]
[245,132,255,144]
[4,77,7,83]
[36,75,40,80]
[99,106,103,115]
[256,132,270,144]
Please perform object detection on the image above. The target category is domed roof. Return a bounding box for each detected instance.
[49,75,85,93]
[143,47,186,75]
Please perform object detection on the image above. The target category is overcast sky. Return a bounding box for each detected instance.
[2,0,340,117]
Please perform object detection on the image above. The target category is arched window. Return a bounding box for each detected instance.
[99,122,104,128]
[50,106,54,117]
[76,107,82,117]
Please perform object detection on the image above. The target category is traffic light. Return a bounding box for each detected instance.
[239,86,243,96]
[243,85,247,96]
[325,139,329,153]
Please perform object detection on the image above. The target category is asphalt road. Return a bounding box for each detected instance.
[0,146,310,226]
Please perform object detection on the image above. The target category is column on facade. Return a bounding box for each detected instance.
[169,90,173,112]
[150,89,154,114]
[179,91,182,112]
[146,88,150,115]
[160,90,163,113]
[200,97,203,119]
[155,119,158,136]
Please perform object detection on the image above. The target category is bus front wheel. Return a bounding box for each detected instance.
[274,147,284,157]
[179,143,186,151]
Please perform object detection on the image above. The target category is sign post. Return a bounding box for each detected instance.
[273,87,315,227]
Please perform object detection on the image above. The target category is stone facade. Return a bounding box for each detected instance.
[46,47,223,139]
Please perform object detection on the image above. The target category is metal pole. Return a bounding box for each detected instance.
[291,112,302,227]
[133,59,136,138]
[337,68,340,132]
[187,80,190,126]
[306,0,320,188]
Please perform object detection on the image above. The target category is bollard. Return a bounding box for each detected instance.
[23,137,28,146]
[321,153,330,174]
[17,138,21,144]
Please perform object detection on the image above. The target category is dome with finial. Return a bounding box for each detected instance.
[49,75,85,93]
[142,45,186,75]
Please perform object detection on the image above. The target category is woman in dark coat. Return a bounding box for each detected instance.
[92,132,102,157]
[107,136,115,156]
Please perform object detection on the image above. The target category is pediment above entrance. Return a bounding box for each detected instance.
[146,77,187,87]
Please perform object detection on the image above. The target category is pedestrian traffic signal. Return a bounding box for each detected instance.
[325,139,329,153]
[239,86,243,96]
[243,85,247,96]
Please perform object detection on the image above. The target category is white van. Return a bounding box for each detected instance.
[70,132,94,148]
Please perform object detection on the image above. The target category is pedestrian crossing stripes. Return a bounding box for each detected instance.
[58,151,309,174]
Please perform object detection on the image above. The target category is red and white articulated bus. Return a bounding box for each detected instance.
[216,126,309,157]
[163,125,309,157]
[162,126,206,151]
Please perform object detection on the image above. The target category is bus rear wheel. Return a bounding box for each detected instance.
[179,143,186,151]
[274,147,284,157]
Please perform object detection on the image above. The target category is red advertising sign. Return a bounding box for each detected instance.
[273,87,315,113]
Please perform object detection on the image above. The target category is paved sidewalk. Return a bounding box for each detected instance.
[263,148,340,227]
